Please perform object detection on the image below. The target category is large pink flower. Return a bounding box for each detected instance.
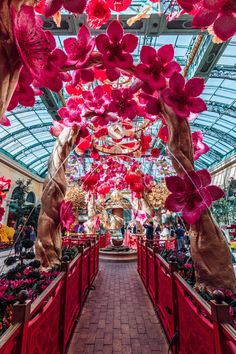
[43,0,87,17]
[165,169,224,224]
[192,131,210,160]
[162,72,207,118]
[95,20,138,81]
[58,96,83,127]
[64,25,95,67]
[192,0,236,42]
[60,200,75,230]
[82,86,118,126]
[135,44,181,90]
[109,88,138,120]
[7,67,42,111]
[13,6,67,92]
[86,0,111,29]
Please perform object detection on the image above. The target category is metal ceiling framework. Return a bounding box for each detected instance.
[0,2,235,178]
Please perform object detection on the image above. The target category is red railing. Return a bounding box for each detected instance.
[137,238,236,354]
[0,240,100,354]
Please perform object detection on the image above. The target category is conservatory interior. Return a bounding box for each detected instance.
[0,0,236,353]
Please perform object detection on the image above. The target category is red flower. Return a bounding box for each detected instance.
[97,184,110,195]
[94,127,108,138]
[151,148,160,157]
[162,72,207,118]
[191,0,236,42]
[158,125,168,143]
[109,88,138,120]
[135,44,181,90]
[58,96,83,127]
[140,131,152,154]
[43,0,87,17]
[192,131,210,160]
[0,207,5,221]
[96,20,138,81]
[165,169,224,224]
[13,6,67,92]
[60,200,75,230]
[90,148,100,160]
[7,67,42,111]
[0,116,11,127]
[86,0,111,29]
[64,25,95,67]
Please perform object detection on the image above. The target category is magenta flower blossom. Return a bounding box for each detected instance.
[135,44,181,90]
[83,86,118,126]
[50,121,64,137]
[192,131,210,160]
[44,0,87,17]
[7,67,42,111]
[71,68,95,86]
[95,20,138,81]
[60,200,75,230]
[0,116,11,127]
[165,169,224,224]
[162,72,207,118]
[13,6,67,92]
[109,88,138,120]
[58,96,83,127]
[64,25,95,67]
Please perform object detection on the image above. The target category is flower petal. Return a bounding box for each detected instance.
[213,14,236,42]
[44,0,62,17]
[121,34,138,52]
[206,185,224,201]
[169,72,185,93]
[96,34,110,54]
[106,68,120,81]
[182,207,202,224]
[107,20,123,42]
[80,68,94,83]
[196,169,211,187]
[157,44,174,63]
[140,46,156,64]
[192,9,218,28]
[185,77,205,97]
[63,0,87,13]
[203,0,227,10]
[184,170,201,191]
[188,97,207,113]
[162,61,181,78]
[165,193,185,212]
[165,175,185,193]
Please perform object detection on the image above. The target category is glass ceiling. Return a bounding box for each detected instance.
[0,3,235,178]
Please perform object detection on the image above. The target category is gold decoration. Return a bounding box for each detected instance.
[146,183,169,209]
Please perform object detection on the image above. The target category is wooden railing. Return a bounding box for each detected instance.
[0,239,99,354]
[137,238,236,354]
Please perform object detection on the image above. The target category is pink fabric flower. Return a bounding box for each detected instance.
[135,44,181,90]
[0,116,11,127]
[50,121,64,137]
[95,20,138,81]
[191,0,236,42]
[43,0,87,17]
[7,67,42,111]
[13,5,67,92]
[83,86,117,127]
[192,131,210,160]
[165,169,224,224]
[109,88,138,120]
[64,25,95,67]
[86,0,111,29]
[60,200,75,230]
[58,96,83,126]
[162,72,207,118]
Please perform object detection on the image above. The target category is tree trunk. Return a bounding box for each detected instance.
[161,102,236,292]
[35,126,79,268]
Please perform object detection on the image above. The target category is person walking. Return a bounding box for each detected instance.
[144,221,154,241]
[175,224,185,251]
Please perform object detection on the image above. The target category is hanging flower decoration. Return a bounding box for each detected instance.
[95,20,138,81]
[162,72,207,118]
[135,44,181,91]
[176,0,236,42]
[42,0,87,18]
[86,0,111,29]
[12,5,67,92]
[151,148,160,158]
[109,88,138,120]
[192,131,210,160]
[165,169,224,224]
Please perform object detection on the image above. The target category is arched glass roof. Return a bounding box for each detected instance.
[0,3,235,178]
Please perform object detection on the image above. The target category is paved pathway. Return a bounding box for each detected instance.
[67,261,168,354]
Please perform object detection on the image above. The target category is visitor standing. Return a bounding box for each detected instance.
[144,221,154,241]
[121,224,125,238]
[160,224,170,240]
[175,224,185,251]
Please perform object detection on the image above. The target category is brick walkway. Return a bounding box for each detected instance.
[67,261,168,354]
